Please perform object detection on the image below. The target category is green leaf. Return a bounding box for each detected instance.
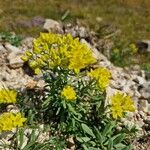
[102,121,115,136]
[107,139,113,150]
[113,134,125,145]
[76,137,84,143]
[76,137,91,143]
[122,145,132,150]
[82,144,89,150]
[94,127,104,145]
[81,123,95,138]
[42,97,51,108]
[17,128,24,149]
[114,143,126,150]
[82,137,91,142]
[67,103,77,115]
[23,129,39,150]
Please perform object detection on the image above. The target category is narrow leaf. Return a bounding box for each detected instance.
[81,123,95,138]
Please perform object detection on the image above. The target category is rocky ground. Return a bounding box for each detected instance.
[0,19,150,150]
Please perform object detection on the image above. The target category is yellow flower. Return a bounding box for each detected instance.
[0,112,26,132]
[61,86,76,101]
[68,45,96,74]
[111,92,135,119]
[12,113,27,127]
[0,89,17,104]
[111,105,123,119]
[113,48,120,53]
[88,67,111,91]
[21,33,96,73]
[129,43,138,54]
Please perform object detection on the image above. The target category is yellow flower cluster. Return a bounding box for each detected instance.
[111,92,135,119]
[88,67,111,91]
[0,89,17,104]
[129,43,138,54]
[61,86,76,101]
[21,33,96,74]
[0,112,26,132]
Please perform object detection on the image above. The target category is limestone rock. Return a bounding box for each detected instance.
[139,100,149,113]
[136,40,150,52]
[4,43,21,53]
[43,19,63,33]
[7,52,24,69]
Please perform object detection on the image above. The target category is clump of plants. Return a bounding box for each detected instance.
[0,32,22,47]
[0,33,138,149]
[110,43,138,67]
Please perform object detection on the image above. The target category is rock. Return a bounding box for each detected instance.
[139,82,150,100]
[139,100,149,113]
[0,44,7,65]
[132,75,146,85]
[17,20,33,28]
[16,16,45,28]
[4,43,21,53]
[31,16,45,27]
[106,86,119,105]
[37,80,45,89]
[21,37,34,49]
[37,131,49,143]
[43,19,63,33]
[0,45,4,51]
[6,105,19,113]
[7,52,24,69]
[137,119,145,128]
[138,111,147,120]
[96,17,103,23]
[136,40,150,52]
[78,26,88,38]
[148,104,150,115]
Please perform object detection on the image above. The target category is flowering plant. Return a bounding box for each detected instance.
[3,33,137,149]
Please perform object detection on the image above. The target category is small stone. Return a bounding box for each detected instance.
[7,52,24,69]
[148,104,150,115]
[0,45,4,51]
[25,79,37,89]
[136,40,150,52]
[140,90,150,99]
[6,105,19,113]
[31,16,45,27]
[37,131,49,143]
[96,17,103,23]
[138,111,147,120]
[135,76,146,85]
[5,43,21,53]
[37,80,45,88]
[78,27,88,38]
[137,119,145,127]
[139,100,149,113]
[43,19,63,33]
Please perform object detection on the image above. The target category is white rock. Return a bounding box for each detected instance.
[6,105,19,113]
[43,19,63,33]
[137,119,145,128]
[7,52,24,68]
[5,43,21,53]
[138,111,147,120]
[136,76,146,85]
[139,100,149,113]
[78,27,87,38]
[96,17,103,23]
[148,104,150,115]
[140,90,150,99]
[0,45,5,51]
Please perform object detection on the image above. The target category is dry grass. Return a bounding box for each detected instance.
[0,0,149,39]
